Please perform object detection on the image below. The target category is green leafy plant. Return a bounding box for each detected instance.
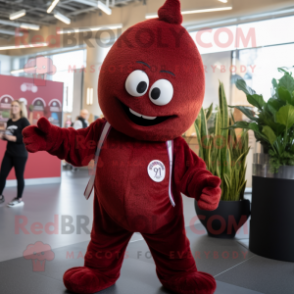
[195,82,250,201]
[230,68,294,172]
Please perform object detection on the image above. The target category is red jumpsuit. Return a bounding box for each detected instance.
[24,118,221,294]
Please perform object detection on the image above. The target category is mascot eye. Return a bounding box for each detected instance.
[149,79,174,106]
[125,70,149,97]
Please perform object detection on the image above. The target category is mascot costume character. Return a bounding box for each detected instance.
[23,0,222,293]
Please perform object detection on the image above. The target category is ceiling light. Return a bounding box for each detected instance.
[145,13,156,19]
[182,7,233,15]
[11,67,36,74]
[146,6,232,19]
[186,18,238,31]
[0,29,23,36]
[0,19,19,27]
[97,1,112,15]
[71,0,97,7]
[218,0,228,3]
[9,9,26,20]
[54,11,71,24]
[11,69,25,74]
[20,23,40,31]
[0,19,39,30]
[47,0,60,13]
[185,7,294,31]
[240,7,294,20]
[57,23,122,34]
[0,43,48,51]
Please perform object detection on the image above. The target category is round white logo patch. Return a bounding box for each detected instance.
[147,160,166,182]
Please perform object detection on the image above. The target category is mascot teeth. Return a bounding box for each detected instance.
[143,115,156,120]
[129,108,157,120]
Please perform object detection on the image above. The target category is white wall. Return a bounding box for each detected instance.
[83,41,111,118]
[0,54,11,75]
[72,71,83,120]
[201,51,232,108]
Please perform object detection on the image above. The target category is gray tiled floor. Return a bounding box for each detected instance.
[0,238,263,294]
[0,170,292,294]
[216,254,294,294]
[0,169,197,262]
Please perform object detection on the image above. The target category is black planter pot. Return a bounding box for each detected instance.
[250,176,294,262]
[195,199,251,239]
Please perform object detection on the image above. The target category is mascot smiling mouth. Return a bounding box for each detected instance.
[119,100,176,127]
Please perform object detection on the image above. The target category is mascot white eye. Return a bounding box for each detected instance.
[149,79,174,106]
[125,70,149,97]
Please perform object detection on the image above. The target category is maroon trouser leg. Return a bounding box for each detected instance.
[63,195,133,294]
[142,216,216,294]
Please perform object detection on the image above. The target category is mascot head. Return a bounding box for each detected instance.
[98,0,205,141]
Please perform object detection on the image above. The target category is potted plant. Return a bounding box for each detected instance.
[194,82,251,239]
[230,68,294,262]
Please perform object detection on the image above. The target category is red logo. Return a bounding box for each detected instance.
[23,241,55,272]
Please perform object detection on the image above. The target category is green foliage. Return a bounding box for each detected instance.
[277,87,292,103]
[247,94,266,110]
[205,103,213,121]
[276,105,294,129]
[269,150,294,173]
[231,68,294,172]
[262,126,276,145]
[195,82,250,201]
[277,68,294,94]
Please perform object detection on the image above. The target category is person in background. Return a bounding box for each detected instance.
[74,109,95,172]
[64,115,72,128]
[65,109,90,171]
[0,101,30,207]
[73,109,89,130]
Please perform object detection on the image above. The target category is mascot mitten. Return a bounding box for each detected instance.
[23,0,222,293]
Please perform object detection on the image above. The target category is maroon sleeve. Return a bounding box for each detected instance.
[173,137,221,210]
[46,119,105,167]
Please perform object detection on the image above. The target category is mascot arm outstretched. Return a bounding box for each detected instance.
[22,117,105,167]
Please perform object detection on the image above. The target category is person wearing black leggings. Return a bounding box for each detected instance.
[0,100,30,207]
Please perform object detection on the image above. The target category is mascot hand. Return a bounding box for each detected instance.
[23,117,53,153]
[197,176,221,211]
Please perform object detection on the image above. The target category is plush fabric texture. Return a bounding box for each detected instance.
[22,0,221,293]
[98,3,205,142]
[158,0,183,24]
[23,120,221,294]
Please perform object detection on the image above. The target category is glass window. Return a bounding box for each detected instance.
[232,43,294,104]
[51,49,86,112]
[238,15,294,49]
[51,49,86,73]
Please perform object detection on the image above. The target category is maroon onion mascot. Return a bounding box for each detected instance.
[23,0,221,293]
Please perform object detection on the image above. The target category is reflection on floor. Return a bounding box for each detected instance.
[0,170,293,294]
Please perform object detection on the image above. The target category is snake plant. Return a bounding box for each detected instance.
[194,82,250,201]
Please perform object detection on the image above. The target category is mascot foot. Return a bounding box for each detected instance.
[63,266,116,294]
[162,271,216,294]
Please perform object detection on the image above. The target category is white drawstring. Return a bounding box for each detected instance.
[84,122,111,199]
[84,121,175,206]
[166,140,176,207]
